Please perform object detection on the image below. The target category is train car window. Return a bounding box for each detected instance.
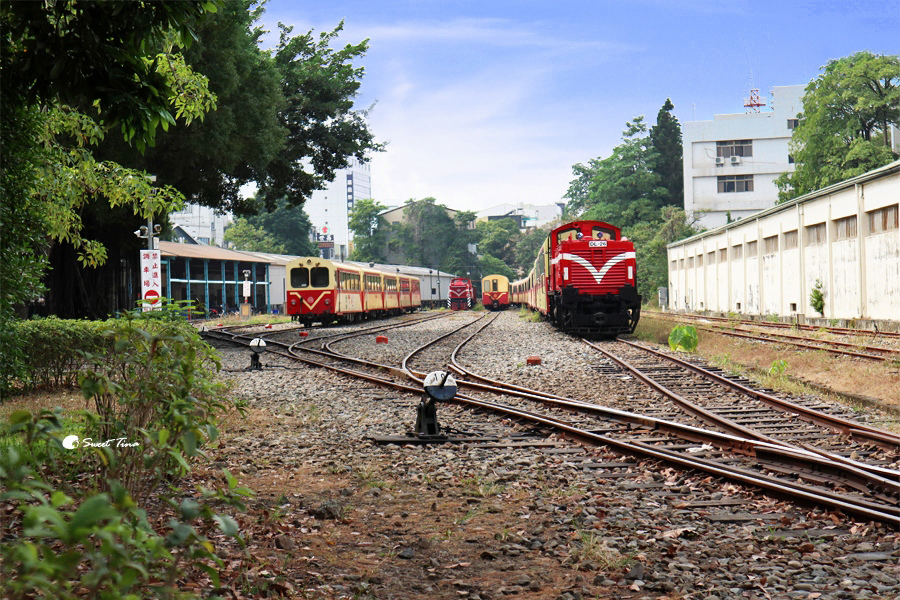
[290,267,309,288]
[557,228,578,242]
[492,280,498,292]
[310,267,329,288]
[591,226,616,240]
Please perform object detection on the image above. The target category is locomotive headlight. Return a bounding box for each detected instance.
[628,266,633,280]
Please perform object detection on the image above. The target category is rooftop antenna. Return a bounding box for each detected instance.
[744,88,766,113]
[742,39,765,113]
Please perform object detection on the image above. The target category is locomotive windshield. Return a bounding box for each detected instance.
[591,226,616,240]
[290,266,330,288]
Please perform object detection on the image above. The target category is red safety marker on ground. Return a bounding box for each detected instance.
[376,336,389,344]
[526,356,541,366]
[299,331,309,337]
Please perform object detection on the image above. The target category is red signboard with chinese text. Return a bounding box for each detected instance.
[140,250,162,311]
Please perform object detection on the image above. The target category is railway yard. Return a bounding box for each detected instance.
[194,309,900,600]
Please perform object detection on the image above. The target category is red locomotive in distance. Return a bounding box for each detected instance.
[510,220,640,337]
[447,277,475,310]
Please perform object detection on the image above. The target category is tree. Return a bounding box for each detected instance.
[256,21,384,211]
[509,224,553,276]
[776,51,900,202]
[1,0,221,152]
[565,116,667,228]
[94,0,286,215]
[1,0,220,319]
[624,206,698,304]
[478,255,515,281]
[244,198,317,256]
[649,98,684,207]
[474,218,521,266]
[348,198,389,263]
[223,219,286,253]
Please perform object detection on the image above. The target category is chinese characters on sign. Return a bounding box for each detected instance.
[140,250,162,311]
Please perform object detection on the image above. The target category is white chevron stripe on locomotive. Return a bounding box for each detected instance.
[552,252,636,285]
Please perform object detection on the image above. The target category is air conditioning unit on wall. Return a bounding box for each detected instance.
[715,157,725,165]
[730,156,742,165]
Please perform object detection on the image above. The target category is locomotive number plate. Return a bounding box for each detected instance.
[589,240,608,247]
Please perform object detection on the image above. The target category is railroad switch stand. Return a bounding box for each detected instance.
[248,338,266,371]
[415,371,457,437]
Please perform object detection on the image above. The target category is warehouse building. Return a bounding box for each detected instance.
[667,160,900,328]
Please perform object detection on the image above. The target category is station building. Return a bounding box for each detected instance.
[666,160,900,328]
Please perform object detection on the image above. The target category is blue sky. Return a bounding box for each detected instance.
[256,0,899,213]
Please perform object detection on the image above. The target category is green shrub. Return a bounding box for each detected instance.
[810,279,825,316]
[76,306,228,502]
[1,317,110,398]
[0,305,250,598]
[668,325,699,352]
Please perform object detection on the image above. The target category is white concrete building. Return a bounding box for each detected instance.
[667,160,900,327]
[303,158,372,261]
[475,202,565,229]
[683,85,805,229]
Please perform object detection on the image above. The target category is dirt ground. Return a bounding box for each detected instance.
[3,316,899,599]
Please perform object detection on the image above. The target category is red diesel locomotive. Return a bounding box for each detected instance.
[447,277,475,310]
[510,220,640,337]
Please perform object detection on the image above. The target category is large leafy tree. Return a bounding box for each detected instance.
[564,105,697,303]
[244,198,316,256]
[474,218,521,266]
[776,51,900,202]
[389,199,477,274]
[257,21,384,211]
[94,0,285,215]
[566,116,667,228]
[1,0,219,152]
[348,198,389,263]
[223,219,286,253]
[1,0,220,319]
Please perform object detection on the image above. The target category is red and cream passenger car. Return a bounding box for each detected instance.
[286,257,421,326]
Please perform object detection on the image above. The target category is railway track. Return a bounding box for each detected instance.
[202,312,900,526]
[648,310,900,340]
[644,312,900,362]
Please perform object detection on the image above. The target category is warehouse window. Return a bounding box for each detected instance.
[787,119,799,129]
[783,230,798,250]
[731,245,742,259]
[697,254,704,266]
[868,205,899,234]
[747,241,758,257]
[671,260,678,270]
[716,140,753,158]
[719,249,727,263]
[688,257,694,268]
[763,235,778,255]
[717,175,754,193]
[805,223,826,246]
[834,216,857,241]
[708,251,716,264]
[679,259,685,270]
